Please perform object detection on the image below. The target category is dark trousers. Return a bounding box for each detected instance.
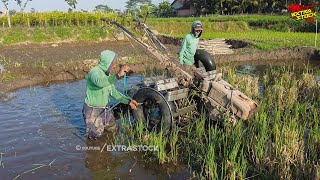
[82,104,117,139]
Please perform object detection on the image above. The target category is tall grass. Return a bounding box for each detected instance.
[152,26,320,50]
[0,26,115,44]
[147,15,319,32]
[116,65,320,179]
[0,12,134,27]
[1,13,318,49]
[146,15,319,50]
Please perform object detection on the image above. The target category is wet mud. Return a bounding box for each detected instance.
[0,39,319,97]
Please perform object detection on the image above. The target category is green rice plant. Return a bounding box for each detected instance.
[223,118,247,179]
[55,26,72,39]
[204,140,218,179]
[77,26,109,41]
[135,115,144,141]
[195,113,206,140]
[149,124,168,164]
[1,13,319,49]
[169,124,179,165]
[1,28,29,44]
[13,62,21,68]
[115,112,132,145]
[113,65,319,179]
[0,26,110,45]
[248,111,270,172]
[0,12,126,27]
[277,118,304,179]
[163,28,320,50]
[33,59,47,69]
[0,72,17,82]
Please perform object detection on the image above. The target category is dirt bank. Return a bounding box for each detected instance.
[0,40,319,100]
[215,47,318,63]
[0,41,163,100]
[158,35,320,62]
[0,58,163,101]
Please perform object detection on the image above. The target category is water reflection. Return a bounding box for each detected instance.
[235,59,320,77]
[0,77,188,179]
[236,65,257,76]
[1,60,318,179]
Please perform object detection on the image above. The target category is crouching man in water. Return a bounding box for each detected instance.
[83,50,138,140]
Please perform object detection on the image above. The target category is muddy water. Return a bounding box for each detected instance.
[0,77,189,179]
[231,59,320,76]
[1,59,319,179]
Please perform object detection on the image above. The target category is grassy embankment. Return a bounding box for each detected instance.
[0,12,134,44]
[147,15,320,50]
[0,13,319,50]
[115,66,320,179]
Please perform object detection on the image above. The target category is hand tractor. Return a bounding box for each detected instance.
[101,18,258,133]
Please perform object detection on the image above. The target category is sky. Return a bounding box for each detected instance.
[1,0,172,12]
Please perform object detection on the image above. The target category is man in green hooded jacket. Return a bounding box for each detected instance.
[179,20,203,66]
[83,50,138,140]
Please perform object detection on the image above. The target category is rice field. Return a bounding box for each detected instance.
[148,22,319,50]
[115,66,320,179]
[1,12,319,50]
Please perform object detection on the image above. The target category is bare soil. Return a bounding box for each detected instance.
[0,41,164,100]
[0,39,319,101]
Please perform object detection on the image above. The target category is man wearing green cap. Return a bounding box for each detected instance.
[83,50,138,140]
[179,20,203,66]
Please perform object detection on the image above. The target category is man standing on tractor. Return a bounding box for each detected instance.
[82,50,138,140]
[179,20,203,66]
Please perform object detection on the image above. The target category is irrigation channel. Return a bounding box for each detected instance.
[0,60,319,179]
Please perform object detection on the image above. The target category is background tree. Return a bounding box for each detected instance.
[15,0,32,12]
[125,0,151,11]
[1,0,11,27]
[125,0,136,11]
[126,0,153,20]
[30,7,35,13]
[9,9,16,15]
[190,0,205,15]
[135,3,153,20]
[94,4,113,13]
[156,1,174,17]
[205,0,218,15]
[186,0,316,15]
[65,0,77,11]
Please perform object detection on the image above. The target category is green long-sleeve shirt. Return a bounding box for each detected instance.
[179,33,199,65]
[84,50,130,107]
[179,20,202,65]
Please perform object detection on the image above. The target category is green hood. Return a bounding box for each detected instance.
[98,50,118,74]
[191,20,203,38]
[85,50,129,107]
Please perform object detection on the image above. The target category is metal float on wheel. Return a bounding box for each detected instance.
[132,77,196,133]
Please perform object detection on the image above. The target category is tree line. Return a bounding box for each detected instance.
[189,0,318,15]
[123,0,320,17]
[1,0,318,28]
